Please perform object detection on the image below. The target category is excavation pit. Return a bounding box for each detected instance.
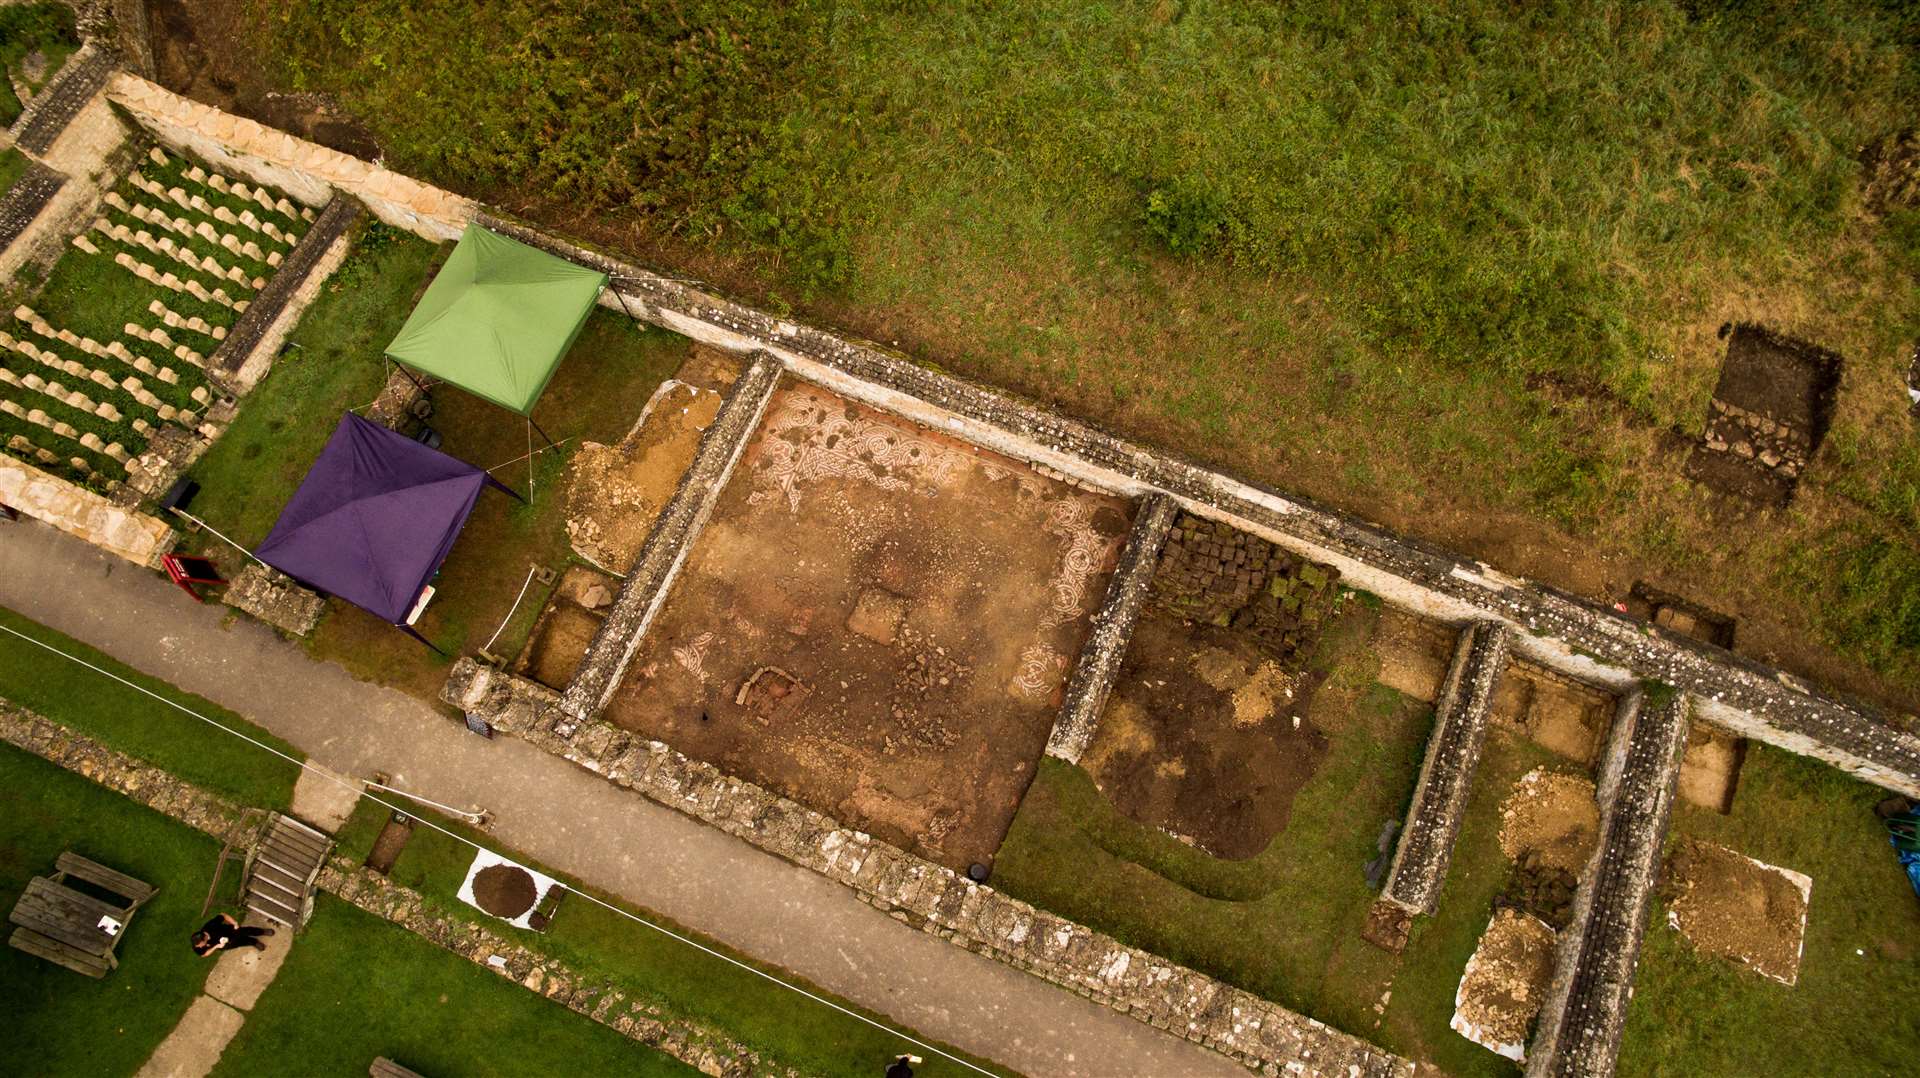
[602,381,1132,870]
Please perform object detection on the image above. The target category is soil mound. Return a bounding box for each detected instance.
[473,864,538,919]
[1663,839,1811,985]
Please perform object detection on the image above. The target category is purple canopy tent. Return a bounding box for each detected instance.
[255,413,521,649]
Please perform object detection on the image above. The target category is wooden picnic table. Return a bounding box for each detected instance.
[7,852,155,978]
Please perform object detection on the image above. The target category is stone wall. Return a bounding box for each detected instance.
[0,701,253,841]
[320,864,785,1078]
[105,74,472,239]
[89,68,1919,794]
[0,453,174,565]
[0,702,788,1078]
[469,213,1920,797]
[0,70,137,283]
[561,353,782,723]
[1381,620,1512,916]
[210,194,361,393]
[1526,692,1691,1078]
[449,660,1413,1078]
[1044,492,1175,763]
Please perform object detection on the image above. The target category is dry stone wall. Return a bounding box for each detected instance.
[561,354,782,723]
[1381,620,1512,916]
[449,659,1412,1078]
[1526,692,1691,1078]
[1045,492,1175,763]
[0,702,787,1078]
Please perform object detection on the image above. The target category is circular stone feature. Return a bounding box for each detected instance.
[473,863,539,919]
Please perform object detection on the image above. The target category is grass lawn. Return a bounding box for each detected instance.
[0,147,30,195]
[1617,746,1920,1077]
[185,222,693,701]
[212,894,693,1078]
[253,1,1920,710]
[0,743,222,1076]
[0,606,302,809]
[991,598,1565,1072]
[330,800,1003,1078]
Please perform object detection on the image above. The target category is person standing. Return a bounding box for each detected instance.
[191,912,274,956]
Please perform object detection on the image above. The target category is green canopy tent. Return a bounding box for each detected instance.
[385,225,609,453]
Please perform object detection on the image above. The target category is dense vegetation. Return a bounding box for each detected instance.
[264,1,1920,694]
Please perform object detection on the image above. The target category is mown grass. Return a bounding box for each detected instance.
[0,742,222,1076]
[258,0,1920,704]
[991,601,1570,1071]
[330,800,1004,1078]
[1618,746,1920,1077]
[212,895,694,1078]
[184,223,690,700]
[0,606,303,809]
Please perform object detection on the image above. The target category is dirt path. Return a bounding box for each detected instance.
[0,517,1244,1078]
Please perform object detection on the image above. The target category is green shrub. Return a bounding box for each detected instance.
[1143,182,1236,257]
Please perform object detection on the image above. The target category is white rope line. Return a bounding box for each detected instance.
[481,565,539,655]
[0,621,994,1077]
[486,436,572,474]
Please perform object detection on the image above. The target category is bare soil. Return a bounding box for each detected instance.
[603,381,1131,870]
[1663,838,1812,986]
[1451,908,1558,1061]
[1677,722,1746,814]
[1490,662,1615,769]
[565,379,725,573]
[1498,768,1600,875]
[473,863,538,919]
[147,0,381,158]
[515,566,617,691]
[363,814,413,876]
[1371,608,1454,703]
[1080,610,1330,859]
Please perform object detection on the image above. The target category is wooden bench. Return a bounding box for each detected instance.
[55,852,157,910]
[369,1057,427,1078]
[7,925,112,977]
[7,851,155,977]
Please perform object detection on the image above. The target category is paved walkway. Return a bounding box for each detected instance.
[134,769,359,1078]
[0,519,1241,1078]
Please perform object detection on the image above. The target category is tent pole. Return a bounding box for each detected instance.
[526,419,535,497]
[395,363,431,393]
[528,416,560,451]
[607,282,642,323]
[400,622,445,655]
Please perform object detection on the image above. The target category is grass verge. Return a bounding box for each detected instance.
[0,742,221,1076]
[0,605,302,808]
[212,894,694,1078]
[331,799,1004,1078]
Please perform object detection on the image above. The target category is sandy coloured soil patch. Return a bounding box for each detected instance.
[1081,610,1328,859]
[1451,908,1559,1062]
[1499,768,1600,874]
[1368,608,1453,703]
[1677,722,1745,813]
[604,381,1130,870]
[1664,838,1812,986]
[1490,663,1615,767]
[566,379,726,573]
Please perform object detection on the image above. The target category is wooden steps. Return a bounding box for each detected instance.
[242,813,333,929]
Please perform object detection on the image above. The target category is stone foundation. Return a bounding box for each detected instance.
[222,562,325,636]
[1526,692,1691,1077]
[1045,492,1175,763]
[560,353,781,723]
[450,660,1412,1078]
[208,194,361,392]
[11,43,115,156]
[1379,621,1512,917]
[86,69,1919,798]
[0,454,174,566]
